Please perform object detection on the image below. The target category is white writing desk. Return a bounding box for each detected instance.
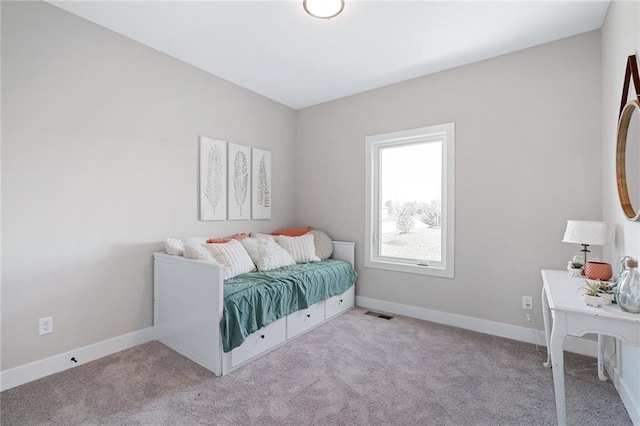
[541,270,640,426]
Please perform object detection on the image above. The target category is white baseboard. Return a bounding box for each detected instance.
[614,371,640,425]
[1,327,154,391]
[605,345,640,425]
[356,296,597,357]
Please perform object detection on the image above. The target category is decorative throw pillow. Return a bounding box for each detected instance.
[310,230,333,260]
[206,233,249,244]
[271,227,313,237]
[207,237,232,244]
[205,239,256,279]
[183,236,209,246]
[164,237,185,256]
[251,232,277,240]
[276,234,321,264]
[184,244,218,263]
[240,237,295,271]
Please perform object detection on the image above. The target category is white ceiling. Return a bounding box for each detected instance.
[48,1,610,110]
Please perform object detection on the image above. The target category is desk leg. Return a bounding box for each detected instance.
[598,334,607,381]
[550,313,567,426]
[542,286,552,368]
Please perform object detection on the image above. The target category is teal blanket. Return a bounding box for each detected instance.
[221,259,357,352]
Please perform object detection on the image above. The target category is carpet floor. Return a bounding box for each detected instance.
[1,307,633,425]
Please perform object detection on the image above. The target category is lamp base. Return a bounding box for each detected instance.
[572,252,599,268]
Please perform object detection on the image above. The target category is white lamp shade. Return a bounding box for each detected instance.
[562,220,607,246]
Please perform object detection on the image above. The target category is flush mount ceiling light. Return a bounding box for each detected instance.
[303,0,345,20]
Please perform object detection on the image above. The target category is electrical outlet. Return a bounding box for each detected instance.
[522,296,533,310]
[39,316,53,335]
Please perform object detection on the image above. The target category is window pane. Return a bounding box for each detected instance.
[379,141,442,262]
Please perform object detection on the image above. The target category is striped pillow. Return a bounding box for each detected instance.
[276,234,321,264]
[205,239,256,279]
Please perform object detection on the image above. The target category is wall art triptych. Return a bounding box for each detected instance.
[251,148,272,220]
[228,143,251,220]
[199,136,271,221]
[199,137,227,221]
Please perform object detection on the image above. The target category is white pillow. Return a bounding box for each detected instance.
[310,230,333,260]
[250,232,277,240]
[276,234,321,264]
[205,239,256,279]
[183,236,209,246]
[164,237,185,256]
[241,237,295,271]
[184,244,218,263]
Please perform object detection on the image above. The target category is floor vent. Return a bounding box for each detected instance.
[364,311,394,320]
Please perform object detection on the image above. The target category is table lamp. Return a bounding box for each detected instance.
[562,220,607,267]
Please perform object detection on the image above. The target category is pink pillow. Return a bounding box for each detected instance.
[206,233,248,244]
[271,227,313,237]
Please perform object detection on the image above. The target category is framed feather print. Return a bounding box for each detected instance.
[228,143,251,220]
[199,136,227,221]
[251,148,272,220]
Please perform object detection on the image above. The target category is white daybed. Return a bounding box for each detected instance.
[153,241,356,375]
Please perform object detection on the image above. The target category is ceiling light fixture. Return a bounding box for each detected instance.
[303,0,345,20]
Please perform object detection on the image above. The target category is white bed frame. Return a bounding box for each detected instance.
[153,241,355,375]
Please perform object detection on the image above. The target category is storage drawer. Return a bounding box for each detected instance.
[231,317,286,367]
[325,286,355,319]
[286,300,325,339]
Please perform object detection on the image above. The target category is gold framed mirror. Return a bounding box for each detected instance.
[617,99,640,221]
[616,55,640,222]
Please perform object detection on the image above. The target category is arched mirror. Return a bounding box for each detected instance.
[616,100,640,221]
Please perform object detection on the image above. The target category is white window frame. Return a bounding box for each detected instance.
[365,123,455,278]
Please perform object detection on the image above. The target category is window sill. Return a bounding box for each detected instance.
[365,258,454,278]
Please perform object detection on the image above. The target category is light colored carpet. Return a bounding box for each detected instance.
[1,307,632,425]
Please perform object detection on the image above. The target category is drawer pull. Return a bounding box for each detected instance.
[260,335,265,339]
[306,314,311,318]
[339,299,343,303]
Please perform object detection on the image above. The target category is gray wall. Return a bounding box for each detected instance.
[601,0,640,414]
[1,0,621,393]
[1,1,296,370]
[295,31,602,329]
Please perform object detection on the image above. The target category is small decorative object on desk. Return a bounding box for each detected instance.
[567,261,583,277]
[616,258,640,314]
[581,279,614,307]
[585,261,613,281]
